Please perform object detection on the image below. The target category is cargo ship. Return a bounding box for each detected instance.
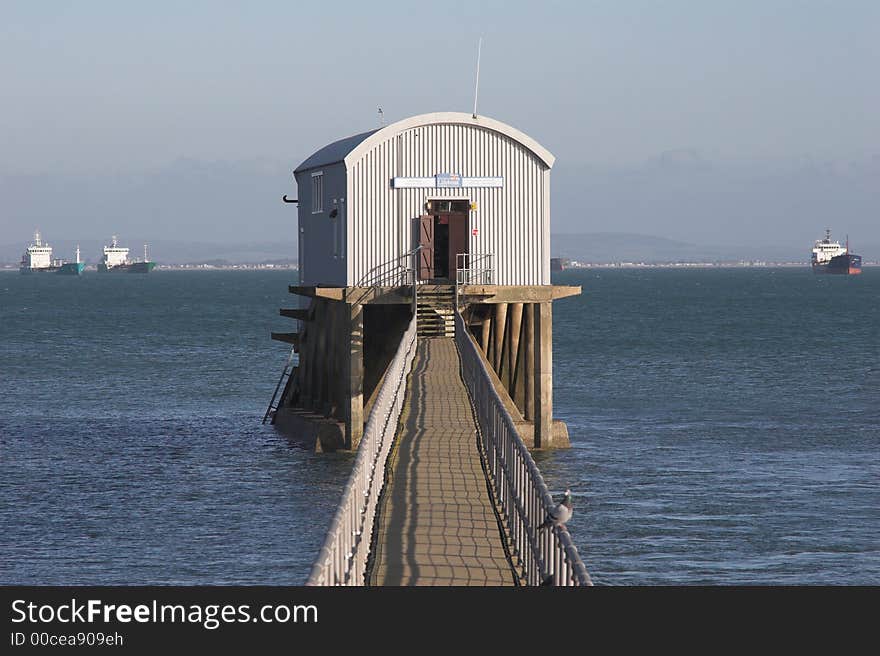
[97,236,156,273]
[811,229,862,275]
[19,231,85,275]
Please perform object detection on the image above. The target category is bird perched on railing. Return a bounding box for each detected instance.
[539,489,573,531]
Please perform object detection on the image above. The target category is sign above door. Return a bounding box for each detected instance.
[391,174,503,189]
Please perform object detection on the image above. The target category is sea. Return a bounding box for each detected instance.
[1,268,877,585]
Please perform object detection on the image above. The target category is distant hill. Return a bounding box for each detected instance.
[550,232,811,263]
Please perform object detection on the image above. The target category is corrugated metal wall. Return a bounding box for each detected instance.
[295,163,347,286]
[346,123,549,286]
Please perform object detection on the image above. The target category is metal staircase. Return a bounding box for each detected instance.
[416,288,455,338]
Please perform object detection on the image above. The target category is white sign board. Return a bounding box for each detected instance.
[391,175,504,189]
[391,177,435,188]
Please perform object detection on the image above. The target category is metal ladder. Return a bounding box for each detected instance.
[262,346,298,424]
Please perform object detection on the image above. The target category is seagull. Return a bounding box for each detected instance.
[539,489,573,531]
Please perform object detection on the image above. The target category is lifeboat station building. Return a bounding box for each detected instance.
[271,112,580,451]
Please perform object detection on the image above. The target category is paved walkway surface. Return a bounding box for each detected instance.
[369,338,515,586]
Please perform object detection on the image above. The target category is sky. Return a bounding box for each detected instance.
[1,1,878,254]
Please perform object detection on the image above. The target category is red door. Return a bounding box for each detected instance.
[418,215,434,280]
[447,212,469,280]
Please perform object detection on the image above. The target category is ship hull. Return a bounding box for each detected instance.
[812,253,862,275]
[20,266,59,274]
[98,261,156,273]
[20,262,85,275]
[57,262,85,275]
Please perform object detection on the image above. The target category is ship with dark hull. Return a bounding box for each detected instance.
[19,231,85,275]
[97,236,156,273]
[811,230,862,275]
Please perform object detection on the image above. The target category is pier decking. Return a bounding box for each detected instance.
[368,338,515,586]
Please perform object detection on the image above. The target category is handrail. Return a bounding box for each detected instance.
[356,246,422,288]
[454,311,592,586]
[455,252,494,285]
[455,252,494,311]
[306,313,418,585]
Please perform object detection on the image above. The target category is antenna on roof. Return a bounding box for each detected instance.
[378,107,384,127]
[472,36,482,119]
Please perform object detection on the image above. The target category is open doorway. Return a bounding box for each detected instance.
[418,200,469,281]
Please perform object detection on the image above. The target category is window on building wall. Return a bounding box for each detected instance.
[311,172,323,213]
[331,203,339,258]
[428,199,470,213]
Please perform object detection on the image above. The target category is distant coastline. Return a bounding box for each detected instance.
[0,262,297,272]
[3,261,877,272]
[557,260,879,269]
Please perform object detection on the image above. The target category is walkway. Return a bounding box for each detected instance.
[368,338,516,586]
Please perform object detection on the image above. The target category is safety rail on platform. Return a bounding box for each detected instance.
[455,252,494,285]
[356,246,421,288]
[455,252,494,311]
[306,313,418,585]
[454,311,592,586]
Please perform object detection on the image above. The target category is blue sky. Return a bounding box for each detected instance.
[1,1,878,249]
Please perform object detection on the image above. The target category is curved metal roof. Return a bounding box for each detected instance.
[295,112,554,174]
[294,128,379,173]
[347,112,555,169]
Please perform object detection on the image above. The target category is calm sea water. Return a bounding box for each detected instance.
[1,268,878,584]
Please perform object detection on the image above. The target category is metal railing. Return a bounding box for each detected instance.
[356,246,421,288]
[306,313,418,585]
[454,311,592,586]
[455,252,494,311]
[455,252,494,285]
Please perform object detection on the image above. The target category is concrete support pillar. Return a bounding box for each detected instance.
[315,301,328,411]
[524,303,534,421]
[533,302,553,448]
[493,303,508,375]
[323,302,337,415]
[507,303,523,394]
[334,302,347,416]
[480,315,491,355]
[301,301,318,408]
[346,303,365,449]
[513,305,527,413]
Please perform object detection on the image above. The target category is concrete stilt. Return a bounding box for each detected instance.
[334,302,346,416]
[323,302,337,415]
[346,303,364,449]
[513,304,526,413]
[534,302,552,448]
[301,302,317,408]
[315,302,328,411]
[507,302,523,395]
[524,302,534,422]
[494,303,508,375]
[480,316,491,355]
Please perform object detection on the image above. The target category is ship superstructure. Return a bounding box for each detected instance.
[19,231,85,275]
[20,230,53,271]
[811,229,861,275]
[101,235,130,269]
[98,236,155,273]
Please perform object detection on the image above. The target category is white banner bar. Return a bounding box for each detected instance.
[391,176,503,189]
